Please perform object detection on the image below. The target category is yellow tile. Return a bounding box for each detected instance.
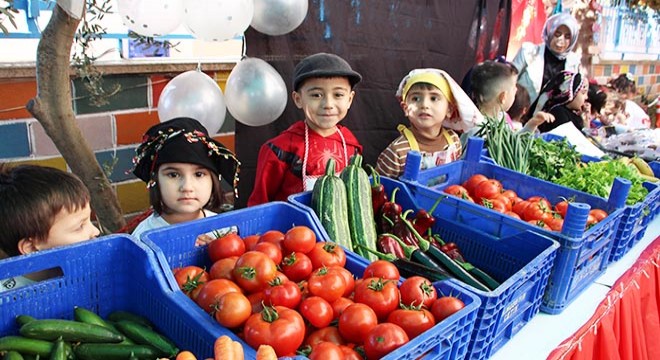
[13,157,68,171]
[115,181,151,214]
[620,65,629,75]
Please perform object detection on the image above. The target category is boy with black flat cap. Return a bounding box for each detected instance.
[248,52,363,206]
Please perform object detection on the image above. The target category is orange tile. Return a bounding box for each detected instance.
[151,75,170,110]
[213,70,231,91]
[115,111,160,145]
[115,180,151,214]
[593,66,604,77]
[0,80,37,120]
[612,64,620,76]
[213,134,235,153]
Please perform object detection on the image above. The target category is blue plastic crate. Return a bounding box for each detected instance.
[400,137,630,315]
[0,235,221,360]
[141,201,480,360]
[289,180,558,360]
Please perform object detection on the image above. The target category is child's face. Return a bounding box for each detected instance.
[292,77,355,137]
[403,86,451,134]
[19,203,99,254]
[157,162,213,219]
[567,84,588,111]
[500,76,518,112]
[549,25,572,54]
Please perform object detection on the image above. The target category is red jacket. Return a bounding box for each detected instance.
[247,121,362,206]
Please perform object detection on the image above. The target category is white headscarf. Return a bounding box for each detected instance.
[542,12,580,60]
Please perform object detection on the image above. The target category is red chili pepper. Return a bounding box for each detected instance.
[392,210,418,247]
[367,165,388,218]
[377,233,406,259]
[411,196,444,235]
[379,187,403,233]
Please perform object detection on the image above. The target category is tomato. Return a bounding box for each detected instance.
[339,345,363,360]
[258,230,286,250]
[242,234,261,251]
[273,271,289,283]
[481,198,507,213]
[175,351,196,360]
[527,196,552,210]
[527,219,552,230]
[353,277,400,320]
[280,252,313,282]
[283,226,317,254]
[331,297,354,319]
[512,200,531,217]
[214,292,252,329]
[546,216,565,232]
[492,193,513,211]
[307,242,347,270]
[308,341,344,360]
[364,323,409,360]
[253,241,283,266]
[398,276,437,308]
[263,278,302,309]
[586,214,598,228]
[232,251,278,293]
[209,256,237,280]
[387,307,436,339]
[554,200,570,218]
[462,174,488,196]
[195,279,242,315]
[431,296,465,322]
[308,267,347,303]
[501,189,518,199]
[299,296,334,328]
[328,266,355,297]
[247,291,265,314]
[504,211,521,220]
[590,209,608,222]
[443,184,471,200]
[207,233,245,262]
[522,200,553,222]
[363,260,400,281]
[473,179,503,202]
[174,266,209,300]
[338,303,378,344]
[305,326,345,347]
[243,306,306,357]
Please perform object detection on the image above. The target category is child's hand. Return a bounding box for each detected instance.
[528,111,555,128]
[195,234,215,247]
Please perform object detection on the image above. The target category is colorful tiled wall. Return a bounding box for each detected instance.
[0,71,235,218]
[592,62,660,99]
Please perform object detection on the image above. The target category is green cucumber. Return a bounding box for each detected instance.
[3,351,25,360]
[20,319,124,343]
[49,338,66,360]
[107,311,153,329]
[311,158,353,251]
[340,154,378,261]
[73,307,133,345]
[114,320,178,358]
[0,336,53,357]
[15,315,36,327]
[425,246,491,291]
[73,344,159,360]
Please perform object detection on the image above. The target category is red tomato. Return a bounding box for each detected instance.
[481,198,507,213]
[280,252,313,282]
[590,209,608,222]
[586,214,598,228]
[305,327,345,348]
[299,296,334,328]
[363,260,400,281]
[527,196,552,209]
[242,234,261,251]
[283,226,317,254]
[253,241,283,266]
[338,303,378,344]
[554,200,570,218]
[331,297,354,319]
[387,307,436,339]
[399,276,437,308]
[339,345,363,360]
[258,230,285,250]
[546,216,565,232]
[431,296,465,322]
[308,267,347,303]
[527,219,552,230]
[243,306,306,357]
[443,184,471,200]
[307,242,347,270]
[492,193,513,211]
[512,200,531,217]
[473,179,503,202]
[353,277,400,320]
[247,291,265,314]
[504,211,521,220]
[195,279,242,315]
[462,174,489,196]
[209,256,237,280]
[308,341,344,360]
[327,266,355,297]
[263,279,302,309]
[364,323,410,360]
[523,201,553,222]
[174,266,209,300]
[207,233,245,262]
[232,251,278,293]
[214,292,252,329]
[501,189,518,199]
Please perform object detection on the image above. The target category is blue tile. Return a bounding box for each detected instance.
[0,123,30,158]
[637,76,644,85]
[95,147,138,183]
[604,65,612,76]
[629,65,636,74]
[651,64,656,73]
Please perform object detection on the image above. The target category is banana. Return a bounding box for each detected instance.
[639,173,660,183]
[631,157,655,177]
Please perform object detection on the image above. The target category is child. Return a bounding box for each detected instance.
[507,84,531,131]
[247,53,363,206]
[608,73,651,129]
[0,164,100,291]
[130,117,240,240]
[376,68,483,179]
[470,60,554,133]
[529,70,588,133]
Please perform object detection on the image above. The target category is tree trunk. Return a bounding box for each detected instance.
[26,4,125,233]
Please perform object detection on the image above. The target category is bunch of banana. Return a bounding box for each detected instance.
[617,157,659,183]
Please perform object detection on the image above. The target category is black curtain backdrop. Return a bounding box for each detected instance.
[236,0,511,208]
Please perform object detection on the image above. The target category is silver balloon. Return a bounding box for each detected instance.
[157,70,226,134]
[225,58,287,127]
[117,0,184,37]
[251,0,308,36]
[184,0,254,42]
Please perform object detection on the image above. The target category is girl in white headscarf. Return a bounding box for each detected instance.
[511,12,581,105]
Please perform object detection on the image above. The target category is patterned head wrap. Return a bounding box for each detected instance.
[532,70,586,114]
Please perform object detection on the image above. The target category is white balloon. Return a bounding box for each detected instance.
[184,0,255,42]
[251,0,308,36]
[225,58,287,127]
[157,70,227,135]
[117,0,184,37]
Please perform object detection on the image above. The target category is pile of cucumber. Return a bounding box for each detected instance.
[0,307,178,360]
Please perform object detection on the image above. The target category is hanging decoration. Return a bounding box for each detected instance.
[117,0,185,37]
[183,0,255,42]
[251,0,309,36]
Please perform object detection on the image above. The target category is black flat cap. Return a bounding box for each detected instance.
[293,53,362,91]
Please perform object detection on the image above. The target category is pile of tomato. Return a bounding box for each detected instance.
[173,225,466,360]
[443,174,609,232]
